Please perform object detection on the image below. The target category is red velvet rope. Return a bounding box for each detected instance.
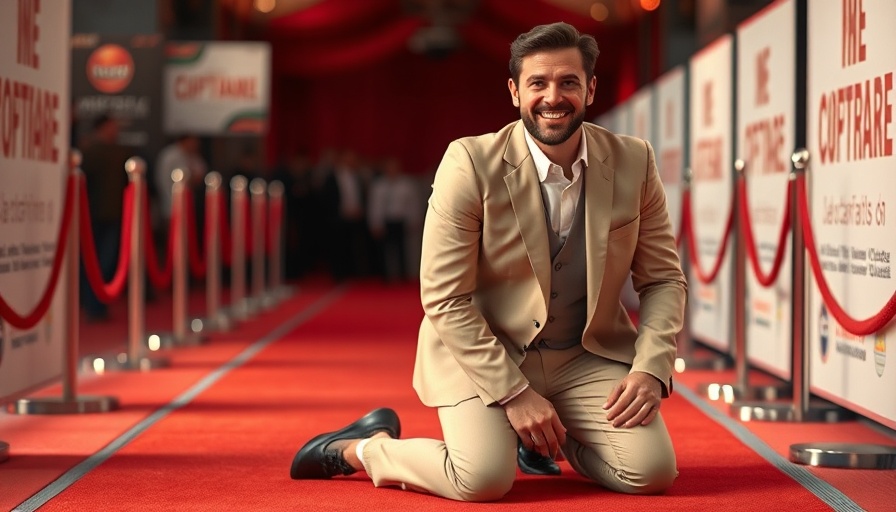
[682,191,735,284]
[144,188,175,290]
[0,175,76,329]
[184,192,207,278]
[796,175,896,335]
[80,179,134,303]
[737,178,792,287]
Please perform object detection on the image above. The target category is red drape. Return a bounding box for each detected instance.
[259,0,638,173]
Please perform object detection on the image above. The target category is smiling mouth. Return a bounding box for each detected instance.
[538,111,569,120]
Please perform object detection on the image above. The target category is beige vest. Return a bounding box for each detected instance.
[531,177,588,350]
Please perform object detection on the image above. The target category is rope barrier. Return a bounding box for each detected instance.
[80,179,134,303]
[682,191,735,284]
[143,188,175,290]
[184,191,207,279]
[797,175,896,335]
[0,175,76,329]
[737,178,792,287]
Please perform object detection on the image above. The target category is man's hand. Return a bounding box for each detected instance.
[603,371,663,428]
[503,387,566,458]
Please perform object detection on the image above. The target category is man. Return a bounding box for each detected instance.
[290,22,686,501]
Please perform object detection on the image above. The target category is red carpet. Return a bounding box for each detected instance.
[3,281,864,511]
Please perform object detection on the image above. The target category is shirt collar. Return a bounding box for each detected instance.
[523,127,588,183]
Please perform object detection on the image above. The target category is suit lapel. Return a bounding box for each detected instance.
[583,127,614,330]
[503,122,551,309]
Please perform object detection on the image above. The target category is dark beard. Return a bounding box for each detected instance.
[521,109,586,146]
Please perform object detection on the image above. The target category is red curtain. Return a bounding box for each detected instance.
[261,0,637,173]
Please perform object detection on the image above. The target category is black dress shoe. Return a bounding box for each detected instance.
[290,408,401,479]
[517,439,561,476]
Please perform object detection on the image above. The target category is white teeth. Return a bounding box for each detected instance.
[540,111,567,119]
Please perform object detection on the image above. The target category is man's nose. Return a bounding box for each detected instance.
[542,85,562,106]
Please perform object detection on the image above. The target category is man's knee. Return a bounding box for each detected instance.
[453,466,515,502]
[611,461,678,495]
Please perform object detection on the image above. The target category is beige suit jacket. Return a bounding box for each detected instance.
[413,120,687,408]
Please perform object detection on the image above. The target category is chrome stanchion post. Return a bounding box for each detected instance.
[249,178,270,309]
[229,176,250,320]
[10,150,118,414]
[191,172,229,333]
[153,169,201,347]
[267,180,292,301]
[100,157,168,371]
[731,149,850,423]
[713,159,790,404]
[786,151,895,468]
[675,167,730,373]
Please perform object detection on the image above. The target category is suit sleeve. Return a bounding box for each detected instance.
[629,140,688,396]
[420,141,528,405]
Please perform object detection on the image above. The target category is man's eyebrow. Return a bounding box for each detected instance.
[525,73,581,84]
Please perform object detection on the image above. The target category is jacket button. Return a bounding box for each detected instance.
[550,291,558,299]
[534,320,540,328]
[554,263,562,271]
[548,315,555,323]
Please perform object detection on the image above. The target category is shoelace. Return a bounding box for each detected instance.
[323,448,356,477]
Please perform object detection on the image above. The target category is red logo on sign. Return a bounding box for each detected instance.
[86,44,134,94]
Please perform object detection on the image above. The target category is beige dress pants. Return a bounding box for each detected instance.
[361,344,678,502]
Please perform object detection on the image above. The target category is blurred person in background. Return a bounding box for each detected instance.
[272,149,318,279]
[320,149,369,280]
[153,134,206,244]
[367,157,421,282]
[79,114,131,321]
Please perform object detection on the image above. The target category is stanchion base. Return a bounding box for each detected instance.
[730,399,854,423]
[271,284,299,301]
[790,442,896,469]
[7,395,119,415]
[149,331,208,349]
[696,382,792,403]
[0,441,9,463]
[82,353,170,373]
[225,301,253,322]
[190,314,232,334]
[675,353,731,372]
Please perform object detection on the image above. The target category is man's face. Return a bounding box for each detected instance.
[508,47,596,146]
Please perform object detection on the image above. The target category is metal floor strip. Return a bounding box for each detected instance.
[676,385,865,512]
[14,285,346,512]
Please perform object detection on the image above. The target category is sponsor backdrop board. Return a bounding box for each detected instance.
[806,0,896,428]
[630,86,654,144]
[688,35,735,351]
[736,0,795,379]
[0,0,71,400]
[71,33,165,166]
[655,66,686,246]
[164,41,271,135]
[595,110,615,133]
[619,86,656,311]
[612,100,632,136]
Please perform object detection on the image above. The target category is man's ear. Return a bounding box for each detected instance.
[508,78,520,107]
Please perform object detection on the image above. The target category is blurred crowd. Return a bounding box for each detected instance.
[76,113,429,321]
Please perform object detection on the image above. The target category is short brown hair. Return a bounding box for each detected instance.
[509,22,600,86]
